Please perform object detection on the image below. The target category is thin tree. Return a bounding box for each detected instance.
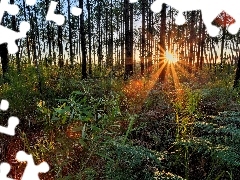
[10,0,20,72]
[68,0,74,66]
[158,3,167,82]
[80,0,87,79]
[124,0,133,80]
[57,0,64,67]
[141,0,146,76]
[87,0,92,75]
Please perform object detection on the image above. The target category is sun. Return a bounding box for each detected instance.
[165,51,178,64]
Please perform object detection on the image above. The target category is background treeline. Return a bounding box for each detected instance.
[1,0,240,80]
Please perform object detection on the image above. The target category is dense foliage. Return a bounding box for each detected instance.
[0,62,240,180]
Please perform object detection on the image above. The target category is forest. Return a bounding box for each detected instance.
[1,0,240,179]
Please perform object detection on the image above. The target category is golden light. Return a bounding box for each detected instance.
[165,51,178,64]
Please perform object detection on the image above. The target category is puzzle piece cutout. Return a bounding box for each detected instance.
[71,6,82,16]
[25,0,36,6]
[0,0,19,24]
[46,1,65,26]
[0,0,31,54]
[0,162,14,180]
[16,151,50,180]
[0,100,19,136]
[0,99,9,111]
[131,0,240,37]
[0,21,30,54]
[0,116,19,136]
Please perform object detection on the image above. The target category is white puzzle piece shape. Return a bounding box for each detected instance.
[131,0,240,37]
[0,116,19,136]
[46,1,65,26]
[16,151,50,180]
[0,0,19,23]
[71,6,82,16]
[0,21,30,54]
[25,0,36,6]
[0,99,9,111]
[0,163,14,180]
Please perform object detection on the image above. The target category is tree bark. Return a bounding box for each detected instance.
[234,56,240,88]
[80,0,87,79]
[158,3,167,82]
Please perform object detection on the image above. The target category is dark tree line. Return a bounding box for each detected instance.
[0,0,240,84]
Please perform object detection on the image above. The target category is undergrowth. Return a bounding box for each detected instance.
[1,63,240,179]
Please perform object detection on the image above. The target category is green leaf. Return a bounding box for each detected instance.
[55,98,68,102]
[79,139,87,147]
[51,116,60,121]
[82,123,86,139]
[72,91,84,95]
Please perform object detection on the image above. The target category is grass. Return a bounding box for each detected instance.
[1,62,240,179]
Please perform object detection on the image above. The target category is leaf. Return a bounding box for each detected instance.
[51,116,60,121]
[79,139,87,147]
[91,125,101,132]
[72,126,83,132]
[95,152,114,162]
[72,91,84,95]
[82,123,86,139]
[55,98,68,102]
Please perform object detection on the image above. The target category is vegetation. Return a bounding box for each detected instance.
[1,0,240,180]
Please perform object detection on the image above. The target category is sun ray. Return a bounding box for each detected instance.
[170,63,183,100]
[175,63,192,77]
[122,60,169,113]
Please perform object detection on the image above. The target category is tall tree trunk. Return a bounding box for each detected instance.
[233,56,240,88]
[10,0,20,73]
[0,43,9,83]
[189,11,196,73]
[33,7,42,94]
[80,0,87,79]
[141,0,146,76]
[109,0,114,69]
[87,0,92,76]
[220,12,227,72]
[158,3,167,82]
[200,22,206,70]
[147,0,153,74]
[97,0,102,70]
[130,2,134,73]
[57,0,64,67]
[68,0,74,66]
[120,0,124,67]
[124,0,133,80]
[23,0,31,64]
[46,0,52,64]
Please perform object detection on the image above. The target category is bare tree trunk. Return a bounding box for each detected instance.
[68,0,74,66]
[87,0,92,76]
[158,3,167,82]
[234,56,240,88]
[200,22,206,70]
[57,0,64,67]
[10,0,20,72]
[124,0,133,80]
[141,0,146,76]
[97,0,102,70]
[0,43,9,83]
[23,0,31,64]
[220,12,227,72]
[80,0,87,79]
[46,0,52,64]
[189,11,196,73]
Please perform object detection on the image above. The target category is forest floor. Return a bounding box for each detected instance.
[1,63,240,179]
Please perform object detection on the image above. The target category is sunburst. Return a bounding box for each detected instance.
[165,51,178,64]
